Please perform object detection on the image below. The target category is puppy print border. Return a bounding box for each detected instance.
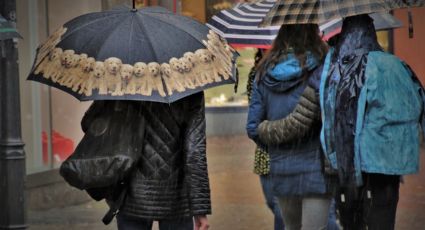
[31,26,235,99]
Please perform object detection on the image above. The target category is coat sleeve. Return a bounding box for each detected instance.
[402,62,425,140]
[246,81,266,147]
[183,93,211,216]
[256,66,322,145]
[257,85,320,145]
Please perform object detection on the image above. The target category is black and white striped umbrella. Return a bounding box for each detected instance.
[207,0,280,49]
[207,0,402,48]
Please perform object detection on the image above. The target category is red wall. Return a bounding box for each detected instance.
[393,8,425,84]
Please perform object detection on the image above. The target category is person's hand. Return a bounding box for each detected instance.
[194,215,209,230]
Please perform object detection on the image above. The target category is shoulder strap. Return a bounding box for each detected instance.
[102,185,128,225]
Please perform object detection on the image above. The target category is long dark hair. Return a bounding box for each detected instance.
[256,24,328,81]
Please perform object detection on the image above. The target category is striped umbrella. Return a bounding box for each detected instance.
[207,0,279,49]
[260,0,424,26]
[207,0,402,48]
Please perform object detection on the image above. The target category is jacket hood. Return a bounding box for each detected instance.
[263,52,319,93]
[335,14,382,60]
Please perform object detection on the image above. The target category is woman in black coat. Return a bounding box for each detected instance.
[81,92,210,230]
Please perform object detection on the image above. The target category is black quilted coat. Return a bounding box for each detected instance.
[82,93,211,220]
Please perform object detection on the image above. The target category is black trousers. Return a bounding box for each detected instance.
[117,214,193,230]
[335,173,400,230]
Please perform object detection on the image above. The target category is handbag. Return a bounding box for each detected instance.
[59,101,145,190]
[253,146,270,175]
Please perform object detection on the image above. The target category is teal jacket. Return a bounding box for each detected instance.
[320,49,425,185]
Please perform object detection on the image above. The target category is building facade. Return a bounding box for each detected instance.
[15,1,424,209]
[393,8,425,84]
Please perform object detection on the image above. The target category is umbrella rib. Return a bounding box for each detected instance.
[95,16,136,61]
[135,14,171,100]
[144,14,206,47]
[60,12,126,42]
[137,15,158,61]
[127,14,136,63]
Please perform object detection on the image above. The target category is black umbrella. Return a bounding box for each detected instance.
[27,6,237,103]
[0,14,22,40]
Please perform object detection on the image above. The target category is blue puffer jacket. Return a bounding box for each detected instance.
[246,53,329,196]
[320,48,425,186]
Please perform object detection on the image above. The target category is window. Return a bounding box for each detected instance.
[18,0,102,174]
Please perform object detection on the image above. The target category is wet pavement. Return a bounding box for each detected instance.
[29,135,425,230]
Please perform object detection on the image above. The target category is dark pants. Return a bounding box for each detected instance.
[336,173,400,230]
[261,175,340,230]
[327,199,340,230]
[117,214,193,230]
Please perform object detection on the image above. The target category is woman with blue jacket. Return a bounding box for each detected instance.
[246,24,332,230]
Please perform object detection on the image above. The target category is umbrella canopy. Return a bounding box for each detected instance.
[27,6,237,103]
[0,15,22,40]
[321,12,403,40]
[260,0,424,26]
[207,0,280,48]
[207,0,402,47]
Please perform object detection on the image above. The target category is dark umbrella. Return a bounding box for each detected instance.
[260,0,424,26]
[0,14,22,40]
[27,6,237,103]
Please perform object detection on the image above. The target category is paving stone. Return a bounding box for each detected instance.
[28,135,425,229]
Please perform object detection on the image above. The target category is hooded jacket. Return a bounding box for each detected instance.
[81,93,211,220]
[320,15,425,186]
[246,53,329,196]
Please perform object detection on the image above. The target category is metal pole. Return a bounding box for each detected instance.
[0,0,27,229]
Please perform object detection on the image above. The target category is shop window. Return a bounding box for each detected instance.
[203,0,251,107]
[18,0,102,174]
[205,47,253,107]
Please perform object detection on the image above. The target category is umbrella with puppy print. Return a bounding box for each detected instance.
[27,6,237,103]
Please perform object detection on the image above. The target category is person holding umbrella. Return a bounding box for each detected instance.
[261,1,425,229]
[320,14,425,230]
[27,5,237,230]
[82,94,210,230]
[246,23,333,230]
[246,48,285,230]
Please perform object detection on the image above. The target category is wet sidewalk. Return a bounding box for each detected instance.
[29,136,425,230]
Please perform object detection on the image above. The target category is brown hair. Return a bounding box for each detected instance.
[256,24,328,81]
